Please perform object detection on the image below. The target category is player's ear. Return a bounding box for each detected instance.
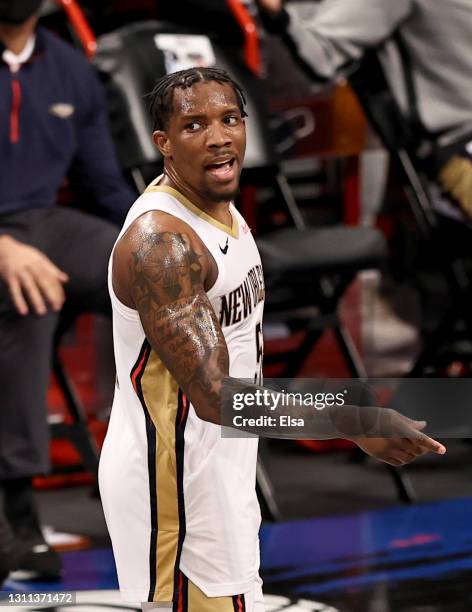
[153,131,172,158]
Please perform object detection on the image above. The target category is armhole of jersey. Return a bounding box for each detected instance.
[107,238,140,321]
[206,257,226,301]
[108,259,141,322]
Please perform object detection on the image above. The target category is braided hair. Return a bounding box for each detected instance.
[148,67,247,131]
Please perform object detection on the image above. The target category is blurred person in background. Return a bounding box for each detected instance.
[157,0,248,47]
[0,0,135,581]
[257,0,472,220]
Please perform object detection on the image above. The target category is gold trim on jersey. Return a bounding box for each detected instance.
[145,183,239,239]
[140,350,182,602]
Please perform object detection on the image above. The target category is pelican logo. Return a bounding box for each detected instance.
[49,103,75,119]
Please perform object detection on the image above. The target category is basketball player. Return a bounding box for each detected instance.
[99,67,445,611]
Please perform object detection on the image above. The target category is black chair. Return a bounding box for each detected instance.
[93,21,415,511]
[348,49,472,378]
[49,317,100,482]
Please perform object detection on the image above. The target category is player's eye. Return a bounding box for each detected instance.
[224,116,239,126]
[185,122,201,132]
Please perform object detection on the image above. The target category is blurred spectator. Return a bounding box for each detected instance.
[78,0,158,35]
[257,0,472,219]
[157,0,246,46]
[0,0,135,580]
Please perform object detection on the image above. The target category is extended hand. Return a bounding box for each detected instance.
[355,418,446,466]
[0,235,69,316]
[256,0,283,16]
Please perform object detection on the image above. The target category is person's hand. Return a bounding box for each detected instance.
[0,235,69,316]
[355,417,446,466]
[257,0,283,16]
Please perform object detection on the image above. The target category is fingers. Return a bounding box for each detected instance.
[384,440,421,465]
[394,414,446,454]
[17,269,48,316]
[8,276,29,316]
[381,436,446,466]
[0,241,68,316]
[387,436,446,466]
[415,433,447,455]
[384,456,410,467]
[392,411,427,434]
[8,264,68,316]
[35,270,66,312]
[408,419,427,431]
[44,258,69,284]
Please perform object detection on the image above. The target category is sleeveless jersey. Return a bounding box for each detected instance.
[99,178,265,603]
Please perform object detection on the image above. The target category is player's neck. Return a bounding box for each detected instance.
[161,171,233,227]
[0,16,37,55]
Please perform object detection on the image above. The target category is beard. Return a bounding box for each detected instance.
[205,185,240,204]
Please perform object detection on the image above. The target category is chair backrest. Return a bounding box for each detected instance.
[348,49,438,236]
[93,20,279,177]
[348,50,415,154]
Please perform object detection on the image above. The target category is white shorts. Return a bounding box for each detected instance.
[148,570,264,612]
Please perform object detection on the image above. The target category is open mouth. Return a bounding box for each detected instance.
[205,158,236,181]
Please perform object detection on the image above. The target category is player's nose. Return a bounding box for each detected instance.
[207,121,231,148]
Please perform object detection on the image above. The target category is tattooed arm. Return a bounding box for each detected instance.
[112,211,446,464]
[113,211,230,424]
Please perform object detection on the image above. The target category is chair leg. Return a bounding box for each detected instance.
[350,448,416,503]
[333,322,368,379]
[333,325,418,503]
[52,349,100,480]
[387,465,416,503]
[256,457,283,522]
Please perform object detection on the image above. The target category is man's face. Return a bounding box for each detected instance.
[0,0,43,25]
[155,80,246,203]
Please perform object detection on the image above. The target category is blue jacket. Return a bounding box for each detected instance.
[0,27,135,224]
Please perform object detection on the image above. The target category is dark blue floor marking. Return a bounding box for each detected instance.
[4,497,472,608]
[5,549,118,593]
[260,496,472,597]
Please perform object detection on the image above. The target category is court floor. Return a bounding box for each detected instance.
[4,496,472,612]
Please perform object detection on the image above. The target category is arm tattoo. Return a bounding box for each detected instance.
[132,232,202,311]
[130,230,229,422]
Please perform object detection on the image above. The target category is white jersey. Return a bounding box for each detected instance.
[99,178,265,603]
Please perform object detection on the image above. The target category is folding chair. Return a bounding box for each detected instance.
[348,49,472,378]
[49,315,100,482]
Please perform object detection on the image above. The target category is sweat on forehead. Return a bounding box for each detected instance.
[172,82,238,116]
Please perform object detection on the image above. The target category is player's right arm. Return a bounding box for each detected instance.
[112,211,446,464]
[112,210,230,425]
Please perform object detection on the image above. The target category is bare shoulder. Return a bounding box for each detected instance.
[112,210,210,308]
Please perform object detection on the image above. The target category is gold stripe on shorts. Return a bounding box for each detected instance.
[140,349,184,602]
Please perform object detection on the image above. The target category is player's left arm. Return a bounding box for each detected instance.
[112,211,233,425]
